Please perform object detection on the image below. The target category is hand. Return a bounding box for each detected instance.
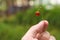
[21,20,56,40]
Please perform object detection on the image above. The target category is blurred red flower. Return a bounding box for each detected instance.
[35,11,40,16]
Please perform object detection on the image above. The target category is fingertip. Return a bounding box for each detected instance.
[38,20,48,32]
[44,20,48,24]
[39,20,48,28]
[44,20,48,27]
[41,20,48,24]
[40,31,50,40]
[49,36,56,40]
[38,20,48,25]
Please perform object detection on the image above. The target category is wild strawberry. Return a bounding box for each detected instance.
[35,11,40,16]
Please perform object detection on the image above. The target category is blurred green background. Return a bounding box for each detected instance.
[0,0,60,40]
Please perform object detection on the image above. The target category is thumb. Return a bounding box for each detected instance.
[29,20,48,33]
[24,20,48,37]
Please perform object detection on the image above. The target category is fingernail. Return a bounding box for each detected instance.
[40,20,48,32]
[38,20,48,27]
[44,20,48,27]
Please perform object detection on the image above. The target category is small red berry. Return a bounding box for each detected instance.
[35,11,40,16]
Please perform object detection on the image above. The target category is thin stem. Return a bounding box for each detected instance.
[42,13,44,20]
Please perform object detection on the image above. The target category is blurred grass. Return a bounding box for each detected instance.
[0,23,60,40]
[0,6,60,40]
[0,23,30,40]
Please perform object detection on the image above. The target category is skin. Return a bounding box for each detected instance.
[21,20,56,40]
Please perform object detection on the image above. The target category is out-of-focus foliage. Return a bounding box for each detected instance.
[0,5,60,40]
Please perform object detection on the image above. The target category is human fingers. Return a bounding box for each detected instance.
[49,36,56,40]
[39,31,50,40]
